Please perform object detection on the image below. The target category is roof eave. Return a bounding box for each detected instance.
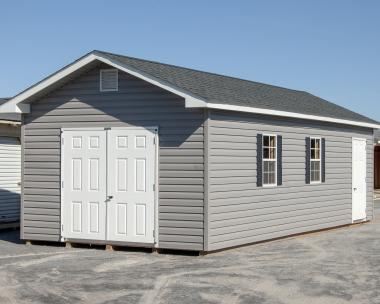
[198,103,380,129]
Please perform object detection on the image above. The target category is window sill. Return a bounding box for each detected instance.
[263,184,278,188]
[310,181,322,185]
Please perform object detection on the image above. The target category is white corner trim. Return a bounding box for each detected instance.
[203,103,380,129]
[1,52,378,130]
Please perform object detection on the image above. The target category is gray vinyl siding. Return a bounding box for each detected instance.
[22,65,204,250]
[207,110,374,251]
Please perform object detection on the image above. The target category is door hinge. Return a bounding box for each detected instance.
[61,181,64,188]
[153,137,156,145]
[61,224,64,232]
[153,184,155,191]
[61,138,64,145]
[153,230,155,237]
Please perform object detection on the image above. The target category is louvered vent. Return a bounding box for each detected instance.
[100,69,118,92]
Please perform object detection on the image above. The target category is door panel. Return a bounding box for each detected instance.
[62,130,107,240]
[107,129,155,243]
[352,138,367,221]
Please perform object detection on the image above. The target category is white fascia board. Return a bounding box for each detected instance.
[0,100,30,114]
[202,103,380,129]
[0,54,98,114]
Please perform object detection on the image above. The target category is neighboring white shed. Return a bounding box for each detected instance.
[0,98,21,228]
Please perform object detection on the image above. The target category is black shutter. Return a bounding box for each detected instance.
[305,137,311,184]
[277,135,283,186]
[257,134,263,187]
[321,138,326,183]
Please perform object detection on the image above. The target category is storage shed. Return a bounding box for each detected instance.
[0,98,21,228]
[1,51,379,252]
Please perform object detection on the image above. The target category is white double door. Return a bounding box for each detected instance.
[62,128,156,244]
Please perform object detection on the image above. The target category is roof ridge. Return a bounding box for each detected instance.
[94,50,305,94]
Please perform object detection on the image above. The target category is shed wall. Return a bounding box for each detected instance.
[22,65,204,250]
[207,110,373,251]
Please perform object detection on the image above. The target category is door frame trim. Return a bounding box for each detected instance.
[60,126,159,245]
[351,137,367,223]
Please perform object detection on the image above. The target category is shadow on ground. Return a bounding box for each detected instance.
[0,228,22,244]
[0,203,379,304]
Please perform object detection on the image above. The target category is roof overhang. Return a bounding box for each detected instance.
[0,52,207,114]
[203,103,380,129]
[1,52,379,130]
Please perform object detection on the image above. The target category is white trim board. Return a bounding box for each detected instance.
[204,103,380,129]
[1,52,379,130]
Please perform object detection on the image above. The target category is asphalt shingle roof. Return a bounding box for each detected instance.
[95,51,378,125]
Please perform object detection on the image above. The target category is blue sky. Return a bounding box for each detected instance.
[0,1,379,120]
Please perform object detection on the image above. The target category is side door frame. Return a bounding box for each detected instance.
[352,137,367,222]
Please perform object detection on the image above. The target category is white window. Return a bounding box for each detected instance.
[100,69,118,92]
[310,138,321,183]
[263,135,277,186]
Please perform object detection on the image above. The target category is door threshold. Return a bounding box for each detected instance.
[64,238,155,248]
[352,218,367,224]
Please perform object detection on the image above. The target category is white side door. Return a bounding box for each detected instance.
[62,130,107,240]
[107,128,156,243]
[352,138,367,222]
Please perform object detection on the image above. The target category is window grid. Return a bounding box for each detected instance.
[263,135,277,186]
[310,138,321,183]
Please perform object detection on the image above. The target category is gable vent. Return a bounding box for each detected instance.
[100,69,118,92]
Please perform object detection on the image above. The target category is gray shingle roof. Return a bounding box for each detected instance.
[95,50,379,125]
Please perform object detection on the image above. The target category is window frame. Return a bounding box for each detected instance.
[99,69,119,92]
[310,137,322,184]
[262,134,277,187]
